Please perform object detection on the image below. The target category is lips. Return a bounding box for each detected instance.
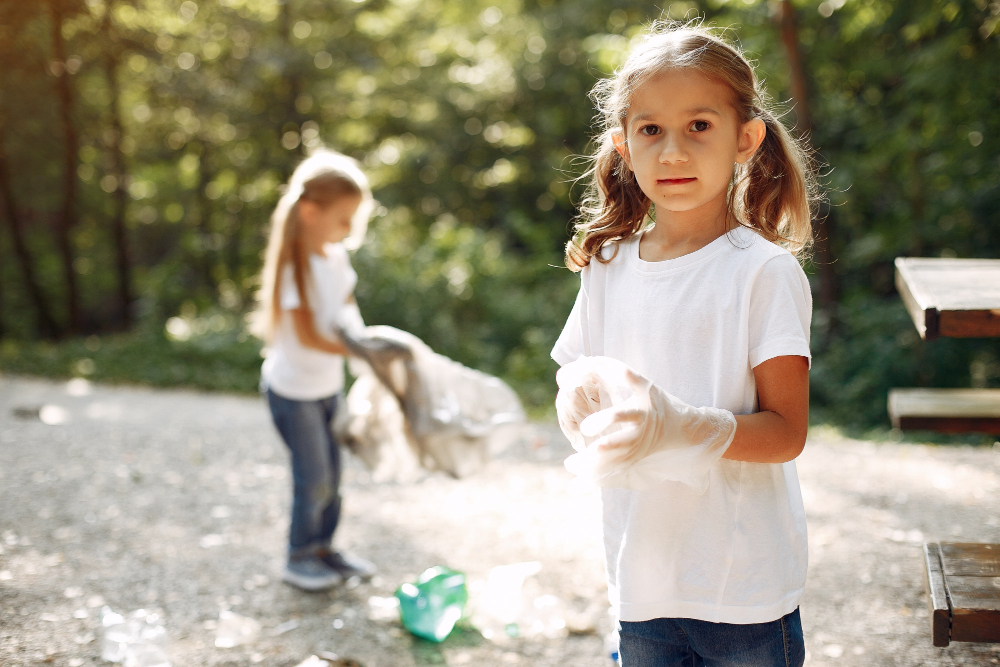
[658,177,696,185]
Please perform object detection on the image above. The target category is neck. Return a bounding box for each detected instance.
[640,192,730,262]
[301,230,328,256]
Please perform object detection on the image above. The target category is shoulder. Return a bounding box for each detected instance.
[315,243,355,273]
[596,236,636,266]
[321,242,349,263]
[720,228,805,275]
[577,237,633,286]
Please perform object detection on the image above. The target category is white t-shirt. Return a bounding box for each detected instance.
[551,227,812,625]
[261,242,357,401]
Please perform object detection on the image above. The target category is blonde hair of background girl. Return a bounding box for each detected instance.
[250,150,374,343]
[566,21,818,271]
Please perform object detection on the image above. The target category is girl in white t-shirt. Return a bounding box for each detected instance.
[251,150,377,591]
[552,23,817,666]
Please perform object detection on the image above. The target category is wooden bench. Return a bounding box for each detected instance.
[923,542,1000,646]
[888,388,1000,435]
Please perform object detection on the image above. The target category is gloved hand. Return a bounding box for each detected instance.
[555,356,640,452]
[559,357,736,492]
[554,357,621,452]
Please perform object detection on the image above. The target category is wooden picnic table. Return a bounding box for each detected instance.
[890,257,1000,435]
[894,257,1000,647]
[894,257,1000,340]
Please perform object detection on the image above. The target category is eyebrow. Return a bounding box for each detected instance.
[630,107,723,124]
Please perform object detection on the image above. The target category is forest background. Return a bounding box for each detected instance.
[0,0,998,430]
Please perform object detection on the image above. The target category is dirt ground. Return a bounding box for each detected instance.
[1,374,999,667]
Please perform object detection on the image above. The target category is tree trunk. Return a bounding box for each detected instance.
[196,142,217,293]
[0,116,61,338]
[777,0,839,325]
[103,12,133,329]
[49,0,82,333]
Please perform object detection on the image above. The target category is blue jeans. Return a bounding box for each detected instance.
[618,608,804,667]
[266,389,343,559]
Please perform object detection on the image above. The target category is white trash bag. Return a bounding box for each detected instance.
[333,325,525,480]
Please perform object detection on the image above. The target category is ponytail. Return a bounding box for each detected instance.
[731,109,814,255]
[566,131,651,270]
[250,149,371,343]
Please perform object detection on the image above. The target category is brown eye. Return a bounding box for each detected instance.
[691,120,710,132]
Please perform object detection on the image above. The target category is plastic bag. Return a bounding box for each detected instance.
[333,325,524,480]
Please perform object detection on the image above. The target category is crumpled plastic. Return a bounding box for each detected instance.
[332,325,525,480]
[556,356,736,493]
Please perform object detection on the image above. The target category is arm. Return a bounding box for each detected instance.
[289,307,350,356]
[724,355,809,464]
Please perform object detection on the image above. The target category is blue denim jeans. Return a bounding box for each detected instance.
[266,389,343,559]
[618,608,804,667]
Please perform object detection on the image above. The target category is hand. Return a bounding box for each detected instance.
[562,358,737,491]
[555,357,631,452]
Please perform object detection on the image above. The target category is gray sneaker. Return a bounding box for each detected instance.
[319,549,377,580]
[282,555,343,591]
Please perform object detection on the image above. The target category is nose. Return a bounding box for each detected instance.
[658,131,688,164]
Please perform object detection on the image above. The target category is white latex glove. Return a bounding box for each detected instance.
[555,357,630,452]
[561,357,736,492]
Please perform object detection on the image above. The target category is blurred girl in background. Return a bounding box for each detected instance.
[251,150,377,591]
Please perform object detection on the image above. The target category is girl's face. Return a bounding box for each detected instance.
[616,69,765,221]
[299,194,362,251]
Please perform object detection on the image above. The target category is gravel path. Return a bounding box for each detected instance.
[1,375,998,666]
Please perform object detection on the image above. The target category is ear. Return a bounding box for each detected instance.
[611,130,632,170]
[736,117,766,165]
[298,199,320,226]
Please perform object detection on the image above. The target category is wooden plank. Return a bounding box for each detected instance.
[894,258,1000,339]
[947,576,1000,610]
[895,259,938,340]
[940,543,1000,577]
[951,607,1000,643]
[941,309,1000,339]
[938,542,1000,644]
[924,542,952,647]
[888,389,1000,435]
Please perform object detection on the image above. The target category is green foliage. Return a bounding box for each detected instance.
[0,323,263,393]
[1,0,998,422]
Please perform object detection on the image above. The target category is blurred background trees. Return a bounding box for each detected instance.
[0,0,998,426]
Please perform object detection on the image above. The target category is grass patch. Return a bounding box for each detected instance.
[0,329,264,394]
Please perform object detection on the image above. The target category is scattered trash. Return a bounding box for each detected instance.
[268,619,300,636]
[395,566,468,642]
[469,561,543,640]
[40,405,70,425]
[100,607,171,666]
[367,595,401,622]
[293,656,329,667]
[214,610,260,648]
[302,653,365,667]
[11,405,70,424]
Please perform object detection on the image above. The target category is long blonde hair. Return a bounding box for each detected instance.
[250,150,373,343]
[566,22,817,270]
